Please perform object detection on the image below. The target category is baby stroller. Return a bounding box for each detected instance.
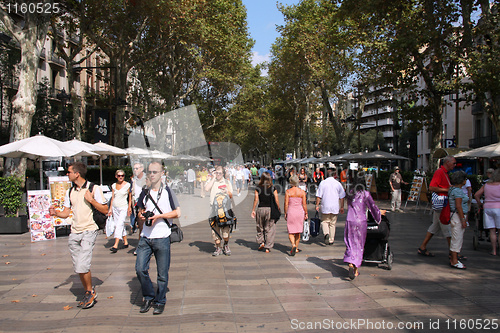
[168,176,185,194]
[471,202,489,250]
[363,212,393,270]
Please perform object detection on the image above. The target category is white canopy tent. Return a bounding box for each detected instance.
[0,134,98,189]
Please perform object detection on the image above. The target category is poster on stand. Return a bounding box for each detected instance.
[407,176,425,202]
[365,173,377,193]
[48,177,73,226]
[27,190,56,242]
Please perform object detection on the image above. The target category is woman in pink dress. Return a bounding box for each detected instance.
[344,176,386,279]
[285,175,308,256]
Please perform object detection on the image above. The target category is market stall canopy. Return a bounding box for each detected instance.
[453,143,499,159]
[432,147,470,159]
[0,134,98,189]
[90,141,127,184]
[315,153,353,163]
[0,134,97,159]
[345,150,409,161]
[93,141,127,156]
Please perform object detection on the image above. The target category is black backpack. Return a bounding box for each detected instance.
[69,182,107,230]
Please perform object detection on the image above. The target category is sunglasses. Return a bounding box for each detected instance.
[117,174,125,177]
[148,170,160,175]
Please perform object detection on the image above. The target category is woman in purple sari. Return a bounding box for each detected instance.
[344,177,386,279]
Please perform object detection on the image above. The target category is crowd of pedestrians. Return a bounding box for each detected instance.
[48,157,499,314]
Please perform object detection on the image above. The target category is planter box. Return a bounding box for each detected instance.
[0,216,29,234]
[371,192,390,200]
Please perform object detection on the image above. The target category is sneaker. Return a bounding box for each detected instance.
[212,247,223,256]
[80,288,97,309]
[223,244,231,256]
[324,234,329,244]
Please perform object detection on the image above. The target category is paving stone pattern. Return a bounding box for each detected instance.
[0,186,499,332]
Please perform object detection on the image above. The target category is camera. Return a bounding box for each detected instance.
[142,211,155,226]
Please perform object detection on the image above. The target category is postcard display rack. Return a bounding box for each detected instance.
[27,177,73,242]
[404,176,427,209]
[365,173,377,193]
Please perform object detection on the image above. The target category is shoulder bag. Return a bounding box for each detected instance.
[270,187,281,222]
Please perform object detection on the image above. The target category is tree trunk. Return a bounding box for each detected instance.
[4,25,48,179]
[1,3,51,180]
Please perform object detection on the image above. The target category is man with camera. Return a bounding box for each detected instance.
[135,162,181,315]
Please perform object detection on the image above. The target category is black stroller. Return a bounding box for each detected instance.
[363,212,393,270]
[471,203,489,250]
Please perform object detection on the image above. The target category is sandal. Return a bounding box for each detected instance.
[265,249,270,253]
[449,254,467,261]
[348,265,355,280]
[418,248,435,257]
[290,247,296,256]
[258,243,265,251]
[450,261,466,269]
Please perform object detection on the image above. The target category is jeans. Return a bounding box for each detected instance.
[130,209,136,231]
[135,236,171,305]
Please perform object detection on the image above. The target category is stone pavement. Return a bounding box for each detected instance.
[1,185,500,333]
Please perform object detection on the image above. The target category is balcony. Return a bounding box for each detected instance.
[47,52,66,67]
[471,102,483,115]
[469,134,498,148]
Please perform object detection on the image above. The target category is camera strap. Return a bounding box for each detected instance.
[145,186,175,228]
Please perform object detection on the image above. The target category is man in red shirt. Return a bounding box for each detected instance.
[417,156,456,257]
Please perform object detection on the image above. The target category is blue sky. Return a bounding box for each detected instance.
[242,0,301,66]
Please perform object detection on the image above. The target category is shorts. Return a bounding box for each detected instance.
[68,230,98,274]
[427,209,451,238]
[483,208,500,229]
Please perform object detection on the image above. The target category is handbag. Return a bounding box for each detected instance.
[105,215,115,238]
[439,198,451,225]
[302,219,310,241]
[309,211,321,237]
[431,192,447,210]
[270,187,281,222]
[439,189,456,225]
[145,190,184,243]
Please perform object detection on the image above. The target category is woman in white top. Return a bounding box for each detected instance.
[108,169,132,252]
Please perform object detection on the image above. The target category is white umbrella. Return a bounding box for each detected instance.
[0,134,98,189]
[454,142,500,159]
[93,141,128,156]
[92,141,127,184]
[126,146,151,156]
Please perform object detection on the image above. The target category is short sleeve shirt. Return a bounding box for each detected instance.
[316,177,346,214]
[63,182,106,233]
[429,166,451,196]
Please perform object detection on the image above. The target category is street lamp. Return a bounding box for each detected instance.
[406,140,410,170]
[56,89,70,141]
